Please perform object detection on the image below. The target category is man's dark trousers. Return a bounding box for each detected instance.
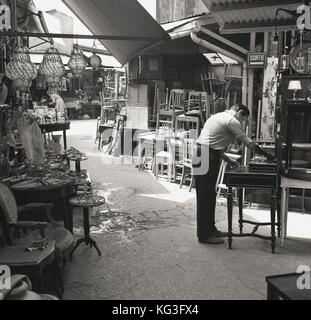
[194,148,221,239]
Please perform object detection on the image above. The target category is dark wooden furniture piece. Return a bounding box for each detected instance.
[284,100,311,170]
[0,241,56,294]
[69,195,106,258]
[11,179,75,233]
[39,122,70,151]
[0,182,74,297]
[224,166,280,253]
[266,272,311,300]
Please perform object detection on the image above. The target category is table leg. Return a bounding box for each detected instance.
[270,190,277,254]
[281,187,286,247]
[70,206,101,258]
[276,189,281,238]
[75,160,81,172]
[63,130,67,151]
[83,207,101,256]
[238,188,243,235]
[284,188,289,239]
[83,207,90,242]
[227,186,233,249]
[138,140,143,171]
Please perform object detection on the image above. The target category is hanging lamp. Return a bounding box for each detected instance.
[68,43,88,77]
[89,41,102,71]
[6,46,38,92]
[38,45,65,93]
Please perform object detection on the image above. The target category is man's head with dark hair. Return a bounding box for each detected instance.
[230,103,250,123]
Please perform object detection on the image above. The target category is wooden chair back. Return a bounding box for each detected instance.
[168,89,186,111]
[180,131,196,168]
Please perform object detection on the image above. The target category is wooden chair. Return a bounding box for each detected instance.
[179,131,196,191]
[154,136,182,182]
[176,90,207,138]
[151,81,165,123]
[0,183,74,297]
[224,63,243,106]
[156,89,186,133]
[201,72,224,100]
[215,153,242,200]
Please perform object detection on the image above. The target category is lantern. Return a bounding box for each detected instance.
[68,44,88,77]
[6,46,38,92]
[89,53,102,70]
[38,46,65,93]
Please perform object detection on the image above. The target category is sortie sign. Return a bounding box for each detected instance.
[247,52,267,68]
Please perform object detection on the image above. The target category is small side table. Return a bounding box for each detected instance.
[68,156,88,173]
[224,166,280,253]
[0,241,56,293]
[69,195,105,258]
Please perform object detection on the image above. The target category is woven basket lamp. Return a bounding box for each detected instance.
[68,44,88,77]
[6,46,38,92]
[38,45,65,93]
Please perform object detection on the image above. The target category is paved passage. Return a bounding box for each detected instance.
[62,120,311,300]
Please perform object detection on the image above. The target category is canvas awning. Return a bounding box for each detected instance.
[62,0,170,66]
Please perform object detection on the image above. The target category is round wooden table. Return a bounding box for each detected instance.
[69,195,105,258]
[11,178,75,233]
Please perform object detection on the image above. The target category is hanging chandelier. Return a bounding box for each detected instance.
[89,41,102,71]
[38,45,65,92]
[6,46,38,92]
[68,43,88,77]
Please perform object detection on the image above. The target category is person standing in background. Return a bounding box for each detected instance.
[49,92,67,118]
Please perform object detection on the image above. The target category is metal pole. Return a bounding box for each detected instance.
[11,0,17,32]
[0,31,166,41]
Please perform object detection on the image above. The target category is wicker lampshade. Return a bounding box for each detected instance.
[38,46,65,91]
[68,44,88,77]
[6,46,38,92]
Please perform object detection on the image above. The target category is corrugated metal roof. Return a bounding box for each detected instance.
[160,12,208,26]
[200,0,303,32]
[161,13,213,33]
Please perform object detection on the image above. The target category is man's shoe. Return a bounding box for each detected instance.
[198,236,224,244]
[213,230,228,238]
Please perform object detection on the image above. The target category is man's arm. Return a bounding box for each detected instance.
[227,119,275,161]
[219,150,240,168]
[246,142,275,161]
